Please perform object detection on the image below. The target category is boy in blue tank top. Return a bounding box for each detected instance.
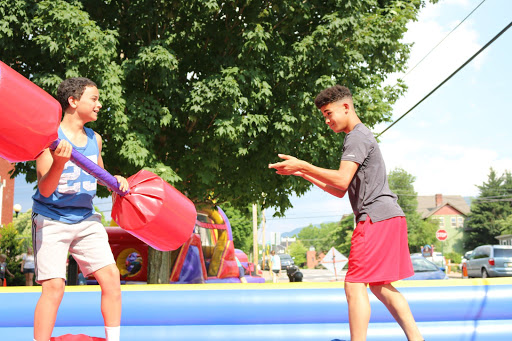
[32,77,128,341]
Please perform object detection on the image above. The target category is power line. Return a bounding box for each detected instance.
[401,0,486,81]
[377,20,512,138]
[267,214,345,221]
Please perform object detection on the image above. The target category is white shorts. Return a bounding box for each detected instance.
[32,212,115,283]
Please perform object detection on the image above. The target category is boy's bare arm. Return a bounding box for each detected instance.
[95,132,129,192]
[36,140,72,197]
[269,154,358,194]
[298,173,347,198]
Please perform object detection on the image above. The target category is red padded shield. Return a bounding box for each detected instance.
[111,170,196,251]
[0,61,61,162]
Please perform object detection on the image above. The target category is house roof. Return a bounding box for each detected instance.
[417,195,470,219]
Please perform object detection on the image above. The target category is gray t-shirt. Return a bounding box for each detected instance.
[341,123,404,223]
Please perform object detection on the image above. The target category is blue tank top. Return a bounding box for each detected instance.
[32,127,99,223]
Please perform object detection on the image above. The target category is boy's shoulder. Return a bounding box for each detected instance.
[346,124,375,143]
[84,127,102,141]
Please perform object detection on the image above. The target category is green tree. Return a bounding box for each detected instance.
[1,0,432,282]
[388,168,437,252]
[0,223,25,286]
[220,204,253,255]
[12,209,33,249]
[464,169,512,251]
[296,222,336,252]
[295,217,352,256]
[287,240,307,266]
[496,215,512,235]
[330,214,355,256]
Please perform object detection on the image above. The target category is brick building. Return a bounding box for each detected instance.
[0,158,15,226]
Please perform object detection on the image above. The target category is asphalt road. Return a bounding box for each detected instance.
[263,268,462,283]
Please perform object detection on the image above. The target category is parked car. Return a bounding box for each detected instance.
[411,251,446,271]
[259,253,295,270]
[403,255,449,280]
[460,250,473,270]
[280,254,295,270]
[466,245,512,278]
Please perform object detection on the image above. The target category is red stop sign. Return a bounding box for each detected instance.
[436,229,448,241]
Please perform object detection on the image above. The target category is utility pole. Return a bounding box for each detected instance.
[252,203,258,275]
[0,177,5,226]
[261,208,266,270]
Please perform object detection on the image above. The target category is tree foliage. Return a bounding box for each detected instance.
[0,223,25,286]
[287,240,307,266]
[219,203,253,254]
[12,210,32,248]
[388,168,437,252]
[295,214,353,257]
[464,169,512,251]
[1,0,428,213]
[1,0,431,283]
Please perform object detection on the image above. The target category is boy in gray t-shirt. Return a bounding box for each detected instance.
[269,85,423,341]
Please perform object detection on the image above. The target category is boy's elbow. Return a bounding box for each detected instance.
[38,187,54,198]
[39,191,52,198]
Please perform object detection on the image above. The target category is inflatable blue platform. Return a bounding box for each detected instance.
[1,278,511,340]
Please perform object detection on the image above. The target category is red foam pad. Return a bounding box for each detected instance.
[50,334,104,341]
[0,61,61,162]
[111,170,196,251]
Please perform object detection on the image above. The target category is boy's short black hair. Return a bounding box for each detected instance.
[314,85,352,109]
[57,77,97,112]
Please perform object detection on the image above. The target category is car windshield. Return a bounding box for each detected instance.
[411,257,439,272]
[280,255,291,260]
[494,248,512,257]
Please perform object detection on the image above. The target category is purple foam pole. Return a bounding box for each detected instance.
[49,139,129,196]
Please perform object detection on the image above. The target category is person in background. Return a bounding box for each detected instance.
[0,253,15,286]
[21,247,35,286]
[235,255,248,283]
[269,250,281,283]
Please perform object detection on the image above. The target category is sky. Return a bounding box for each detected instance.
[12,0,512,239]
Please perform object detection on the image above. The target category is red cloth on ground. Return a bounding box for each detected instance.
[344,216,414,285]
[50,335,105,341]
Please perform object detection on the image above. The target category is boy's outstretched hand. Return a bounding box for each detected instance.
[268,154,306,176]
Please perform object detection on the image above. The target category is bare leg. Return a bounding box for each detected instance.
[345,282,370,341]
[26,272,34,286]
[34,278,65,341]
[94,264,122,327]
[370,283,423,341]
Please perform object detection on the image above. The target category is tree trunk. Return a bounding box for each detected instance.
[147,247,171,284]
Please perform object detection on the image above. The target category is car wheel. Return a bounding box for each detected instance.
[482,268,489,278]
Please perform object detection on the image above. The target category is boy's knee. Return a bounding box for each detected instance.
[96,264,121,292]
[41,279,65,301]
[106,264,120,279]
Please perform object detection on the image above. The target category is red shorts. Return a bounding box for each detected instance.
[344,216,413,285]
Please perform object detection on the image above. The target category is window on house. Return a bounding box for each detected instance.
[457,217,464,227]
[451,217,456,227]
[438,217,444,227]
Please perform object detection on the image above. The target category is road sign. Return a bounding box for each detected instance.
[436,229,448,241]
[321,247,348,281]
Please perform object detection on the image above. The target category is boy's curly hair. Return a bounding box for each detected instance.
[57,77,97,111]
[314,85,352,109]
